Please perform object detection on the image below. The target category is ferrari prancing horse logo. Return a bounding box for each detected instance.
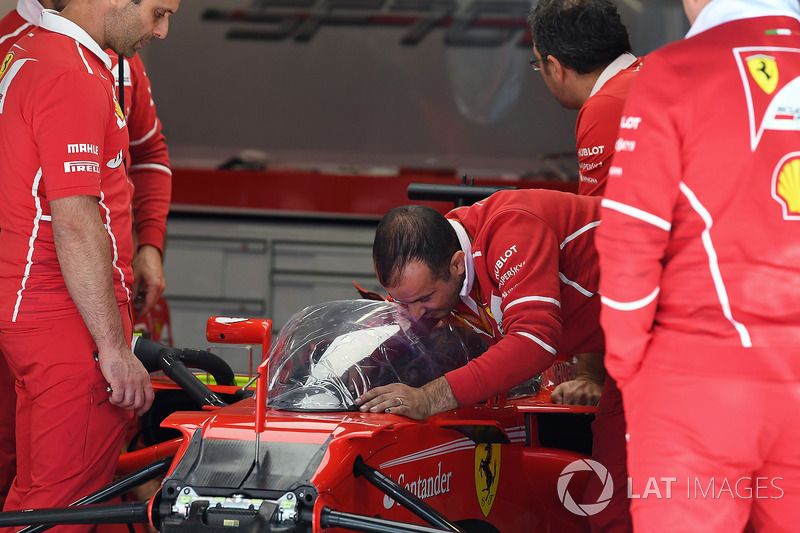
[474,443,500,517]
[0,52,13,80]
[747,54,779,94]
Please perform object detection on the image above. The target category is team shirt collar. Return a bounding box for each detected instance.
[687,0,800,38]
[40,9,112,69]
[447,219,476,300]
[16,0,42,25]
[589,52,638,97]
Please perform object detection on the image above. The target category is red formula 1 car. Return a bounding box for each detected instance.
[0,300,597,533]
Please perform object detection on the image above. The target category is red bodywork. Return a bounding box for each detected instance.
[131,315,595,533]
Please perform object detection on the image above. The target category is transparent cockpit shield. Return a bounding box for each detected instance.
[267,300,491,411]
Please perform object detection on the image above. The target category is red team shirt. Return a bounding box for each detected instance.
[597,12,800,386]
[576,53,642,197]
[0,0,171,254]
[0,11,133,320]
[442,189,603,406]
[119,49,171,251]
[575,53,642,533]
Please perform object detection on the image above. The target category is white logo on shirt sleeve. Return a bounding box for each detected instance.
[107,149,124,169]
[64,161,100,173]
[67,143,99,155]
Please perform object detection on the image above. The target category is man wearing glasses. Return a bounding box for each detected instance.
[527,1,641,532]
[528,0,641,198]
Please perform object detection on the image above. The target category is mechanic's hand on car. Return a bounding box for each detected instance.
[355,377,457,420]
[551,352,605,406]
[356,383,427,419]
[98,345,155,416]
[550,377,603,406]
[131,244,166,318]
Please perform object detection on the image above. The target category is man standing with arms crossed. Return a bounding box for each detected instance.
[0,0,173,511]
[597,0,800,531]
[0,0,178,524]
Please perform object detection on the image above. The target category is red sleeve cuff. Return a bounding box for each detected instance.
[135,226,165,253]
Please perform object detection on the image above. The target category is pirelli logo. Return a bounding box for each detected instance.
[64,161,100,173]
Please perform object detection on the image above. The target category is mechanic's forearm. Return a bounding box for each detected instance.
[575,353,606,384]
[136,243,162,260]
[131,243,166,317]
[420,376,458,417]
[446,333,555,406]
[131,168,170,252]
[51,195,128,352]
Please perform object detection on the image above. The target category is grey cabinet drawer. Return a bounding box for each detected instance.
[272,242,374,275]
[164,236,268,298]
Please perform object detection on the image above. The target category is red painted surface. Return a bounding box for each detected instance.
[151,392,592,532]
[106,313,596,532]
[170,168,578,218]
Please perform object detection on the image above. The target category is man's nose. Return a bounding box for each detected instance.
[154,18,169,39]
[407,302,426,321]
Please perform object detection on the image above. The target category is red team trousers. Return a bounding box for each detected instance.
[585,376,631,533]
[0,305,134,533]
[0,357,14,511]
[623,359,800,533]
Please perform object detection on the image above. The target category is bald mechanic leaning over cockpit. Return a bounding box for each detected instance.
[356,188,604,418]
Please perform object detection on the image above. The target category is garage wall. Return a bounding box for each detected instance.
[0,0,691,368]
[0,0,690,174]
[140,0,689,174]
[162,214,383,373]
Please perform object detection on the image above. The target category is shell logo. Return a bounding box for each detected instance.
[773,153,800,220]
[747,54,778,95]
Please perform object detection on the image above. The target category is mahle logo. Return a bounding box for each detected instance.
[558,459,613,516]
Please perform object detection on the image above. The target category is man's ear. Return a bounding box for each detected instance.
[546,54,567,83]
[450,250,465,278]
